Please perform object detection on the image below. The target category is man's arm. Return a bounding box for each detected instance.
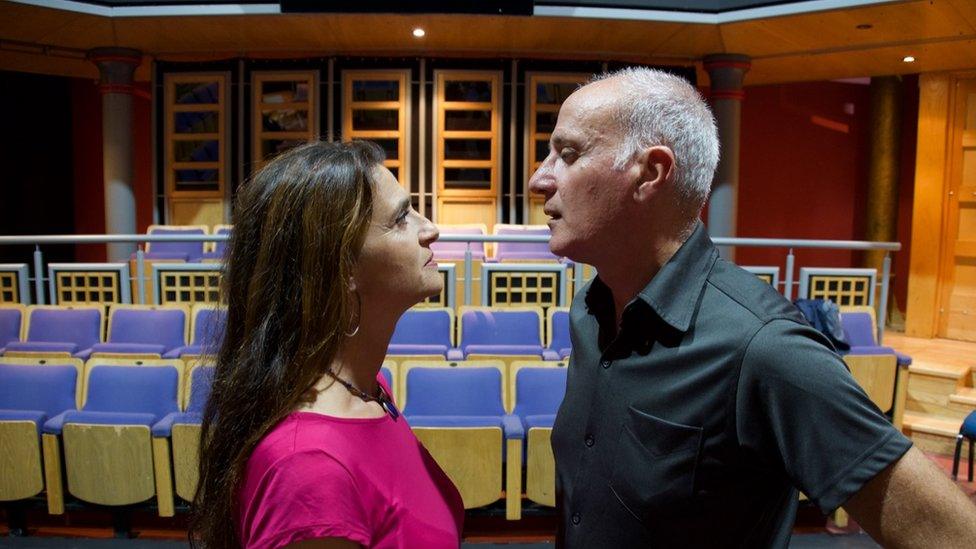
[845,446,976,548]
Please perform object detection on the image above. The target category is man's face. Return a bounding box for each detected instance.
[528,79,639,265]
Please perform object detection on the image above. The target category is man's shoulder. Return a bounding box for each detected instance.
[704,258,808,326]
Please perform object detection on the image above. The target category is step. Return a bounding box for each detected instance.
[951,388,976,406]
[906,362,971,417]
[902,412,962,456]
[908,361,971,380]
[948,388,976,420]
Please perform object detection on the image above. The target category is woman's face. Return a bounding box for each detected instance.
[353,165,442,310]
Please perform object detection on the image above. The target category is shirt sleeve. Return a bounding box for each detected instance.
[243,449,372,549]
[735,318,912,514]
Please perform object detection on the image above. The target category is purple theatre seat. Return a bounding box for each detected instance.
[548,309,571,360]
[131,227,207,262]
[841,311,912,366]
[43,365,180,435]
[0,307,23,354]
[387,309,454,357]
[512,367,567,432]
[0,363,78,434]
[152,365,215,437]
[460,309,544,358]
[90,308,187,358]
[491,227,560,262]
[199,226,232,262]
[3,307,101,359]
[164,308,226,358]
[403,367,522,438]
[430,227,487,261]
[380,367,393,397]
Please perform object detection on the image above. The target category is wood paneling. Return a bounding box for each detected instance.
[63,424,156,505]
[0,422,44,501]
[526,427,555,507]
[939,79,976,341]
[411,427,502,509]
[907,74,951,338]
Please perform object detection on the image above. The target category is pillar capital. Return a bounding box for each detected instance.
[703,54,751,101]
[87,47,141,95]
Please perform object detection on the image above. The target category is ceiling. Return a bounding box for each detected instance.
[1,0,974,85]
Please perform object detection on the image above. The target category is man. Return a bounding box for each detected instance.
[528,67,976,547]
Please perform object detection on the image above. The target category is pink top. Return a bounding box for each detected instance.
[237,378,464,549]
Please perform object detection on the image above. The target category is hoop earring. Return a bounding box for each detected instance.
[344,291,362,338]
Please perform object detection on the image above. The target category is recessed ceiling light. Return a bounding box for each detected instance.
[412,28,426,38]
[856,23,873,30]
[903,55,916,63]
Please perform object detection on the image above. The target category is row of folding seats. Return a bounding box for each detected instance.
[380,359,568,518]
[389,306,571,362]
[0,356,562,521]
[431,224,562,262]
[0,356,213,517]
[140,223,562,264]
[0,304,225,360]
[135,224,232,263]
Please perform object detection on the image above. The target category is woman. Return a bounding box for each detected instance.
[190,141,463,549]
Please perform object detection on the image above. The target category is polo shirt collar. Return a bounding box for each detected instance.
[635,221,718,333]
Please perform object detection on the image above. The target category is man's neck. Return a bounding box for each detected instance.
[595,230,689,328]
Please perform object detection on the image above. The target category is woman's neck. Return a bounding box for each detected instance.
[298,307,399,418]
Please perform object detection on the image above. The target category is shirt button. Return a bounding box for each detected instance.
[572,513,581,525]
[601,359,611,369]
[584,434,594,447]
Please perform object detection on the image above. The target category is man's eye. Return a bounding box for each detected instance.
[559,149,578,162]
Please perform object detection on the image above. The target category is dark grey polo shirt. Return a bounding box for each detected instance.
[552,222,912,548]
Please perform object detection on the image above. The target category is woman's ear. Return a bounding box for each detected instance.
[634,145,675,203]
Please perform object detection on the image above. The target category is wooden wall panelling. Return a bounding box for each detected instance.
[906,73,952,338]
[164,72,230,225]
[435,70,501,230]
[252,70,319,172]
[342,69,410,189]
[524,73,588,225]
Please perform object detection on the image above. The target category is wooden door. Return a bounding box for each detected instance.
[938,79,976,340]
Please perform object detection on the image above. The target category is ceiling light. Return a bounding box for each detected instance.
[412,28,426,38]
[903,55,916,63]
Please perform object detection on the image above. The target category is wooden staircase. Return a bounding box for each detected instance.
[901,361,975,455]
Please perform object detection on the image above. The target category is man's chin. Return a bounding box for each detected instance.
[549,238,583,263]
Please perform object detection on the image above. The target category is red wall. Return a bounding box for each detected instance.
[71,78,154,262]
[734,77,917,312]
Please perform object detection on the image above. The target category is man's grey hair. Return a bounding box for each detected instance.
[590,67,720,213]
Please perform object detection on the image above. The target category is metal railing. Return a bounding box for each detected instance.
[0,233,901,341]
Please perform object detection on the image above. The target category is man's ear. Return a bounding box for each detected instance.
[633,146,675,203]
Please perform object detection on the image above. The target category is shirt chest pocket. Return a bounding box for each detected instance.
[608,405,703,526]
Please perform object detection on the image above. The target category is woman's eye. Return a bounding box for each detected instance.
[395,210,409,226]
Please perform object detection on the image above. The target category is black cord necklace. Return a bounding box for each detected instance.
[326,371,400,420]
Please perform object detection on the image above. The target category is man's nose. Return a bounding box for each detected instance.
[529,156,554,197]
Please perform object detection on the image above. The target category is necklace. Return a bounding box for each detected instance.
[326,371,400,420]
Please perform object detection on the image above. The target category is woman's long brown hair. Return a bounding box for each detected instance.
[189,141,383,548]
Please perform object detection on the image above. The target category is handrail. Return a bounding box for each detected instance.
[0,232,901,343]
[0,233,901,250]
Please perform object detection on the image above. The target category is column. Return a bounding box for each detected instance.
[863,76,902,270]
[703,54,751,260]
[88,47,142,261]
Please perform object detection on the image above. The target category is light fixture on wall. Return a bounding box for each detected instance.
[413,28,426,38]
[903,55,916,63]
